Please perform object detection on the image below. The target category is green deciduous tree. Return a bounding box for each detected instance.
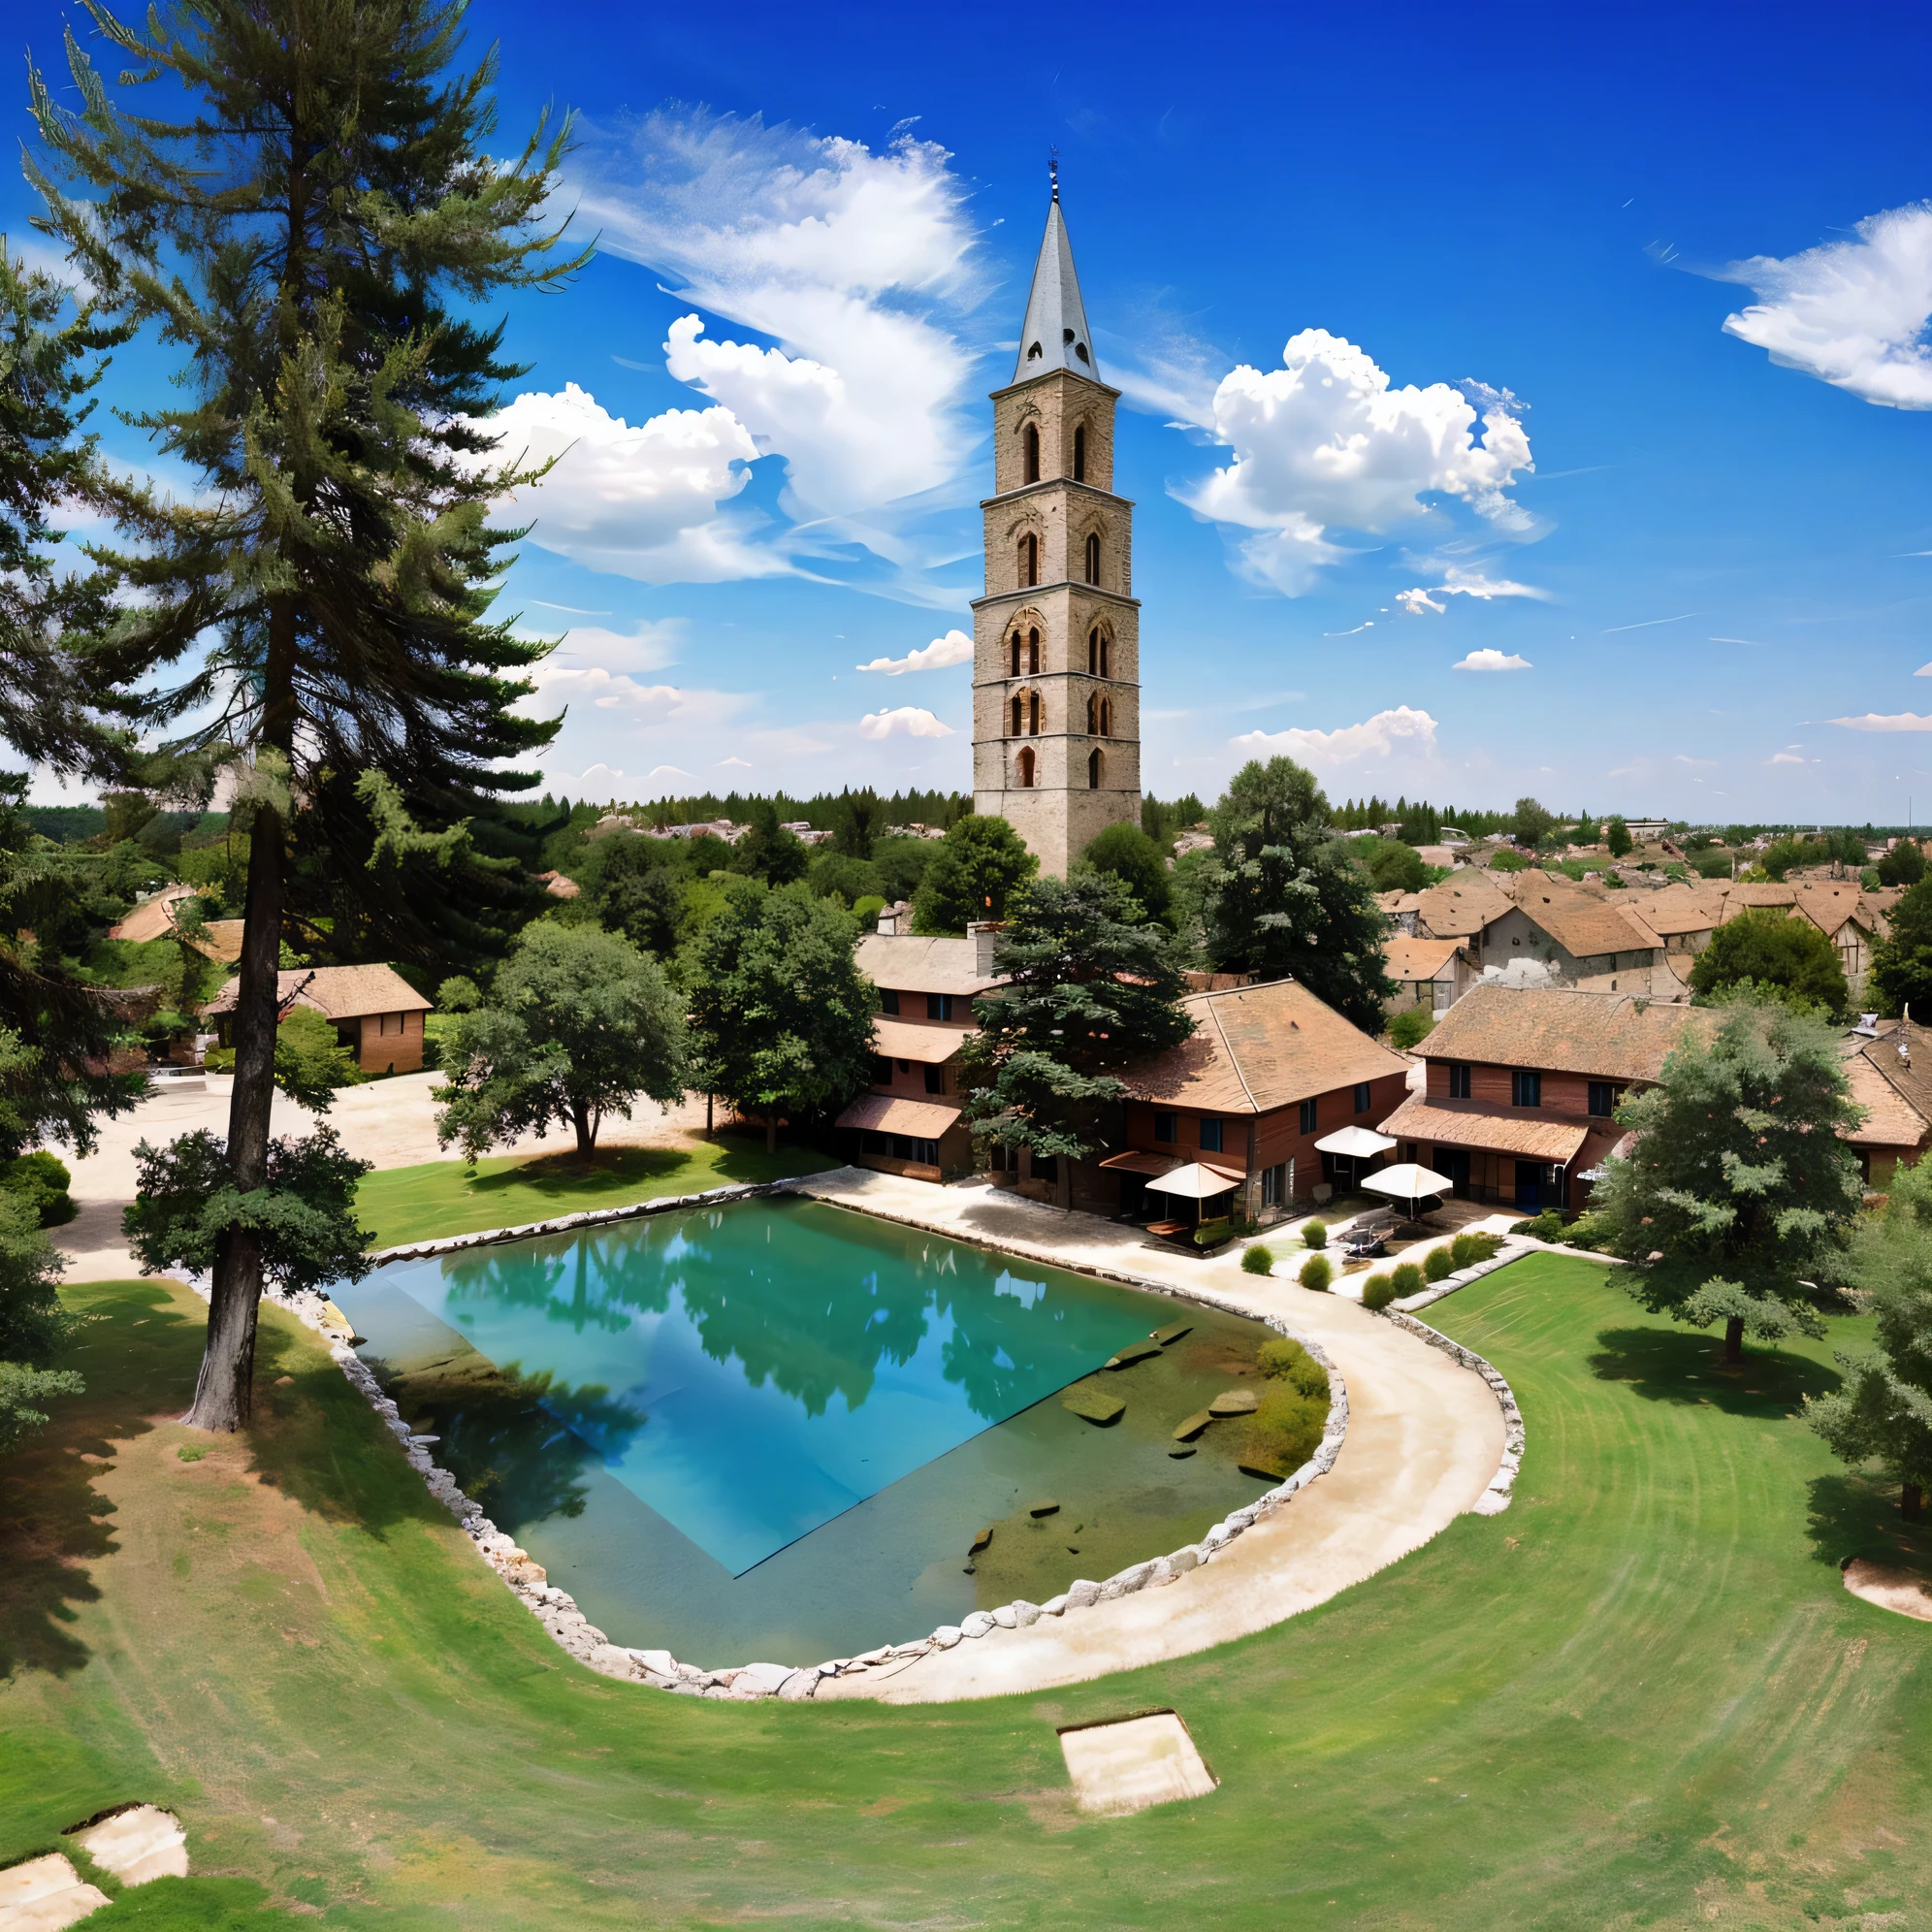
[29,0,583,1428]
[1871,877,1932,1020]
[1878,839,1926,889]
[435,923,686,1162]
[1201,758,1392,1034]
[1809,1155,1932,1519]
[683,883,876,1153]
[963,873,1194,1203]
[1596,995,1864,1362]
[1079,821,1173,926]
[0,1188,82,1452]
[1688,908,1852,1020]
[1605,816,1633,858]
[913,816,1038,934]
[593,838,686,958]
[1512,797,1557,848]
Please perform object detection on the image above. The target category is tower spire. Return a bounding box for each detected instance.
[1013,177,1095,382]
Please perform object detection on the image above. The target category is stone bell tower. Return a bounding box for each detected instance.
[971,173,1141,878]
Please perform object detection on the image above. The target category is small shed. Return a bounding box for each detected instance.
[203,964,433,1075]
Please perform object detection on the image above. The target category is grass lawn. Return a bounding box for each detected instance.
[353,1132,840,1248]
[3,1253,1931,1927]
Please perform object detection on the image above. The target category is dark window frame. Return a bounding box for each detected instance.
[1511,1070,1543,1108]
[1353,1081,1370,1113]
[1153,1111,1177,1143]
[1448,1062,1471,1100]
[1199,1116,1224,1153]
[1299,1097,1318,1135]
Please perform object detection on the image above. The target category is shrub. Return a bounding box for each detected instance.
[1257,1336,1331,1401]
[1298,1252,1333,1292]
[1360,1271,1398,1310]
[1194,1218,1232,1249]
[1240,1243,1273,1276]
[1302,1218,1327,1249]
[1388,1007,1434,1051]
[0,1151,76,1228]
[1240,1382,1329,1478]
[1423,1245,1454,1283]
[203,1046,235,1073]
[1448,1230,1503,1271]
[1390,1261,1425,1297]
[1512,1209,1564,1241]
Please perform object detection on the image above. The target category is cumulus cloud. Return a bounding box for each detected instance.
[484,384,779,584]
[858,706,954,740]
[1719,202,1932,408]
[1176,331,1533,595]
[1397,566,1550,614]
[857,628,974,675]
[1396,589,1446,616]
[1831,712,1932,731]
[1230,705,1439,770]
[523,661,751,728]
[1453,649,1532,671]
[566,110,982,541]
[523,619,685,677]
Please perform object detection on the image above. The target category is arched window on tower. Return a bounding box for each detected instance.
[1086,692,1099,734]
[1074,423,1087,483]
[1088,748,1103,790]
[1010,632,1021,678]
[1019,533,1038,588]
[1029,691,1042,735]
[1017,746,1036,789]
[1023,423,1040,485]
[1010,692,1022,736]
[1101,697,1112,737]
[1087,628,1099,675]
[1027,628,1040,674]
[1100,634,1111,677]
[1087,532,1103,586]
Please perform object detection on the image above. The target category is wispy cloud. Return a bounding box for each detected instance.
[1831,712,1932,732]
[1602,612,1703,633]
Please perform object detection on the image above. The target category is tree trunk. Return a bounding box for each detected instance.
[572,1099,595,1159]
[706,1091,714,1135]
[1905,1483,1924,1522]
[765,1113,777,1155]
[1723,1314,1745,1365]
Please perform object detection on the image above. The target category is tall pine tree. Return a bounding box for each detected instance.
[29,0,586,1428]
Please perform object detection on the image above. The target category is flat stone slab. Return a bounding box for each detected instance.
[1058,1711,1219,1816]
[1103,1340,1162,1370]
[1151,1322,1192,1346]
[0,1852,112,1929]
[1062,1386,1126,1425]
[1028,1498,1060,1517]
[1208,1388,1258,1417]
[1172,1408,1214,1441]
[1844,1558,1932,1622]
[71,1806,187,1886]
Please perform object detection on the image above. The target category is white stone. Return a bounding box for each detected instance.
[734,1660,795,1696]
[959,1611,996,1639]
[1040,1594,1069,1616]
[72,1806,188,1886]
[931,1625,964,1648]
[991,1604,1018,1628]
[0,1852,112,1927]
[776,1669,818,1701]
[633,1649,677,1677]
[1168,1547,1201,1574]
[586,1643,637,1678]
[1059,1711,1218,1817]
[1012,1599,1043,1626]
[1064,1579,1101,1610]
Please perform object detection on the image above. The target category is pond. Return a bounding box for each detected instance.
[333,1196,1285,1665]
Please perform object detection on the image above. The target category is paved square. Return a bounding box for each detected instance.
[1059,1711,1218,1816]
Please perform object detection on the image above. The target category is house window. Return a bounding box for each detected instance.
[923,1063,946,1096]
[927,993,953,1020]
[1088,748,1102,789]
[1299,1097,1318,1134]
[1199,1117,1224,1153]
[1023,422,1040,484]
[1261,1161,1289,1208]
[1589,1081,1619,1118]
[1512,1070,1542,1108]
[1153,1111,1176,1143]
[1020,532,1039,587]
[1085,532,1101,585]
[1353,1082,1370,1113]
[880,989,900,1015]
[871,1055,892,1085]
[1448,1062,1471,1100]
[1074,423,1086,482]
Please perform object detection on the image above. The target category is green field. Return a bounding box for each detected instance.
[352,1133,839,1247]
[3,1253,1930,1927]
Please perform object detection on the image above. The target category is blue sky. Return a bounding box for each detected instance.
[10,0,1932,821]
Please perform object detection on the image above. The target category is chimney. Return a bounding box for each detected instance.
[967,920,1004,978]
[877,899,911,937]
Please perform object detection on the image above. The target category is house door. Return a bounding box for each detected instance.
[1443,1149,1472,1199]
[1514,1159,1543,1211]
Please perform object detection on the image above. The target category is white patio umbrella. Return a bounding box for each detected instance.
[1313,1125,1398,1160]
[1363,1161,1455,1222]
[1143,1163,1242,1203]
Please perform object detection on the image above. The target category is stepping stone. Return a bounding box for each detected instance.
[969,1527,993,1556]
[1062,1387,1126,1425]
[1059,1711,1219,1816]
[1104,1340,1163,1370]
[1172,1409,1214,1441]
[0,1852,111,1928]
[1029,1499,1060,1517]
[1168,1445,1197,1459]
[1208,1389,1259,1417]
[1151,1322,1192,1346]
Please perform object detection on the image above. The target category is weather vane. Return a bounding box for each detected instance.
[1049,150,1059,202]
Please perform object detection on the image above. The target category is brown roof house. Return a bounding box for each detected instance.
[1840,1014,1932,1189]
[1378,984,1716,1216]
[1468,876,1681,998]
[1088,978,1411,1225]
[833,925,1007,1182]
[109,884,246,964]
[204,964,433,1076]
[1384,931,1476,1017]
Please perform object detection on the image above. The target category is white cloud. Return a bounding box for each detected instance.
[484,384,780,584]
[1768,752,1805,765]
[717,756,754,769]
[523,661,751,728]
[522,619,685,676]
[1177,330,1533,595]
[1230,705,1439,770]
[1916,660,1932,676]
[1831,712,1932,731]
[1398,566,1551,614]
[858,706,955,740]
[1453,649,1532,672]
[857,628,974,675]
[566,110,982,539]
[1719,202,1932,408]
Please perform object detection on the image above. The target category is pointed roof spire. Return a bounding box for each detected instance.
[1014,167,1097,383]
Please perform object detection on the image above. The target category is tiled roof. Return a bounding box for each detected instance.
[1376,1093,1593,1163]
[1416,983,1714,1081]
[1788,882,1878,938]
[872,1017,968,1063]
[1844,1020,1932,1149]
[1638,884,1729,936]
[1127,977,1409,1115]
[1509,885,1662,958]
[109,885,199,945]
[854,933,1005,996]
[1385,933,1462,982]
[202,963,432,1021]
[1414,878,1512,938]
[1841,1051,1930,1151]
[834,1093,960,1137]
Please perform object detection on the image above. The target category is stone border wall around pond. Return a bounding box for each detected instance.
[187,1175,1353,1704]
